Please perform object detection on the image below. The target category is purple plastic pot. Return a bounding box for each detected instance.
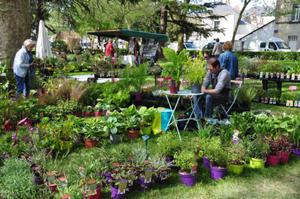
[179,172,196,187]
[110,186,125,199]
[165,155,174,163]
[292,148,300,157]
[103,172,113,182]
[210,166,227,180]
[202,156,210,170]
[138,177,152,191]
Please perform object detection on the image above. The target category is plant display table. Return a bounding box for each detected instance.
[261,78,300,97]
[160,90,203,141]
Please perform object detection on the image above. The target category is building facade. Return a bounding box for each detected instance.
[274,0,300,51]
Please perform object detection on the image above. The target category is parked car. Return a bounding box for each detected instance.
[202,41,224,55]
[259,37,291,52]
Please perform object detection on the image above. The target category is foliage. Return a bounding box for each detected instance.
[0,158,38,198]
[104,114,125,135]
[156,133,181,156]
[184,51,206,84]
[121,63,148,92]
[226,142,246,165]
[122,105,141,129]
[161,48,189,84]
[245,137,270,159]
[237,86,257,107]
[174,150,196,172]
[138,107,157,127]
[82,118,107,140]
[52,40,68,52]
[204,137,228,167]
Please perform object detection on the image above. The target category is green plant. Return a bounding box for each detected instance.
[121,63,148,92]
[104,114,124,135]
[174,150,196,172]
[156,133,181,156]
[245,136,270,160]
[184,51,206,84]
[122,105,141,129]
[138,107,157,127]
[0,158,38,198]
[82,118,107,140]
[52,40,68,52]
[226,142,246,165]
[161,48,189,84]
[205,137,228,167]
[237,86,257,107]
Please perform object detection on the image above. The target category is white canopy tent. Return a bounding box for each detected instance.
[36,20,53,59]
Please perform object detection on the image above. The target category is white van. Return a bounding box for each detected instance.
[259,37,291,52]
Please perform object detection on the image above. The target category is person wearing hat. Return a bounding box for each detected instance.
[13,39,36,98]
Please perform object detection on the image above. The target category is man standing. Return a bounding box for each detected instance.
[212,38,222,57]
[194,57,231,119]
[218,41,239,80]
[13,39,36,98]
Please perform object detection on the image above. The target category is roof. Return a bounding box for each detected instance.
[87,29,168,42]
[239,19,275,41]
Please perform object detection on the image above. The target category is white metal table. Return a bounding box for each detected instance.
[160,90,203,141]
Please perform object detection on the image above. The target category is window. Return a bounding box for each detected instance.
[260,42,266,48]
[288,35,298,41]
[292,5,300,21]
[214,21,220,29]
[268,42,277,50]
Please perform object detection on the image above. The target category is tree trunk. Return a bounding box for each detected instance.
[159,6,167,47]
[177,31,184,52]
[231,0,251,46]
[0,0,32,84]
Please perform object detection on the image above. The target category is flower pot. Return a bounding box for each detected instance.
[292,148,300,157]
[84,138,97,148]
[191,83,201,93]
[94,111,102,117]
[141,126,152,135]
[83,186,101,199]
[210,166,227,180]
[138,177,152,190]
[127,129,140,139]
[83,112,91,117]
[134,92,143,103]
[266,154,280,166]
[110,134,122,144]
[103,172,113,183]
[202,156,210,170]
[249,158,265,169]
[179,172,196,186]
[277,151,289,164]
[48,184,58,193]
[228,164,244,175]
[168,80,180,94]
[110,186,125,199]
[165,155,174,163]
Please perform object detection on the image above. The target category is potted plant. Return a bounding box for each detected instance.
[46,171,59,193]
[183,51,206,93]
[94,100,110,117]
[160,48,189,94]
[275,136,291,164]
[246,137,270,169]
[82,118,105,148]
[83,179,101,199]
[227,142,246,175]
[266,137,281,167]
[138,107,157,135]
[156,133,181,165]
[104,115,124,144]
[205,137,228,180]
[174,150,197,186]
[123,105,141,139]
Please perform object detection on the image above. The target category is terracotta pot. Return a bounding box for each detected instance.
[48,184,58,193]
[84,138,97,148]
[168,80,180,94]
[61,194,72,199]
[127,129,140,139]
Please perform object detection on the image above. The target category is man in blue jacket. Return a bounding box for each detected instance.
[13,39,36,98]
[218,41,238,80]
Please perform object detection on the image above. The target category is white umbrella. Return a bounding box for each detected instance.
[36,20,53,59]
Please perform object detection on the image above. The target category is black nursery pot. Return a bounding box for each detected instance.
[110,134,122,144]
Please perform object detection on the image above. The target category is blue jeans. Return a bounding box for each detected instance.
[15,74,30,97]
[194,94,227,119]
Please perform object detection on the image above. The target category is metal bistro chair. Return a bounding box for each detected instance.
[218,80,243,118]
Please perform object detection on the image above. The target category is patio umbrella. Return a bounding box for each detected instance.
[36,20,53,59]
